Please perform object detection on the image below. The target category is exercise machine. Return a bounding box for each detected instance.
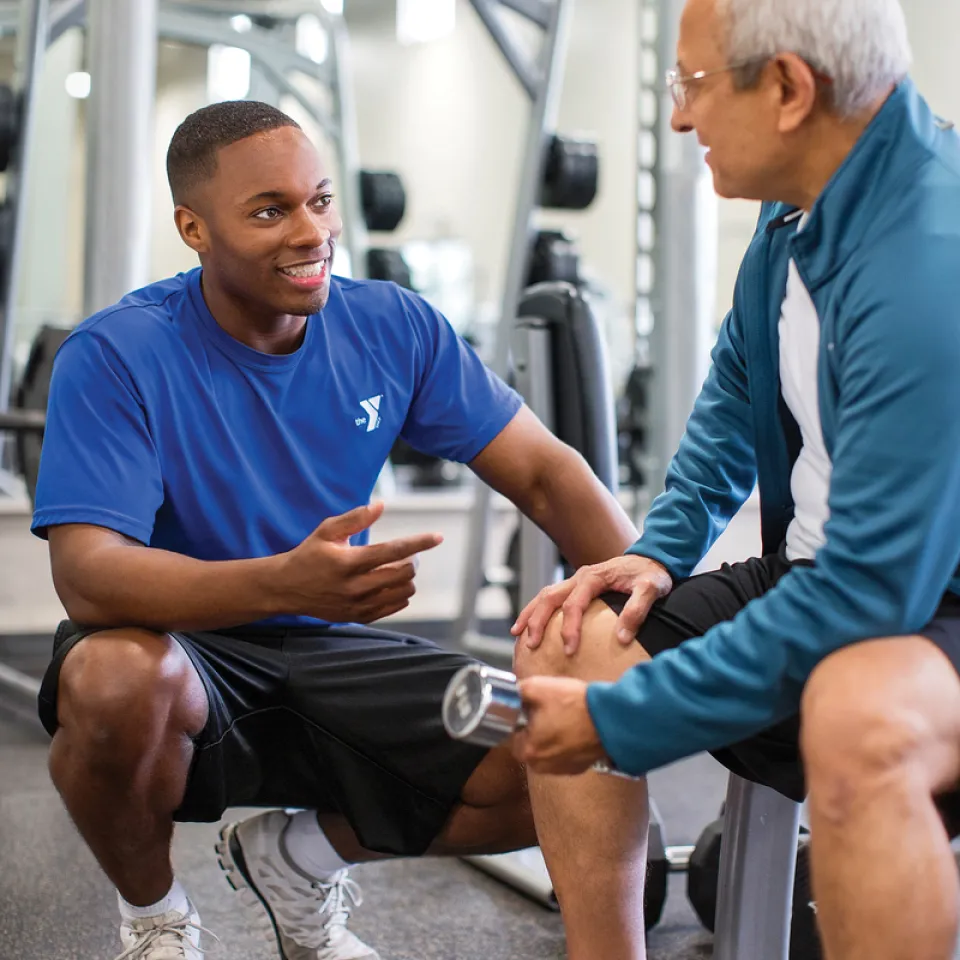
[452,0,602,659]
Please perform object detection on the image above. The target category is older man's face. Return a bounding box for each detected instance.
[671,0,787,201]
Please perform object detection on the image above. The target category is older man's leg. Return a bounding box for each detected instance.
[801,637,960,960]
[514,601,652,960]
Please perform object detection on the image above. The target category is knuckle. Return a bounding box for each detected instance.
[347,580,366,601]
[561,596,579,615]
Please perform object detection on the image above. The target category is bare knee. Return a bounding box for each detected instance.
[514,600,646,683]
[56,629,207,759]
[800,644,949,825]
[514,609,569,679]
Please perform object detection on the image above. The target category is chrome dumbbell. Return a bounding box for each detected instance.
[442,664,525,747]
[441,663,639,781]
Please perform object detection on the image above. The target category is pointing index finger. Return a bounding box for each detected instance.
[354,533,443,572]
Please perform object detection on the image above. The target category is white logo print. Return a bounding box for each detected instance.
[357,395,382,432]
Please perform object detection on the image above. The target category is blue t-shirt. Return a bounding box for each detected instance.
[33,268,522,626]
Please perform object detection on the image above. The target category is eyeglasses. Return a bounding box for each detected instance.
[665,57,834,110]
[665,57,769,110]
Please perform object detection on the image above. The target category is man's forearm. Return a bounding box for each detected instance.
[527,450,639,567]
[56,542,289,633]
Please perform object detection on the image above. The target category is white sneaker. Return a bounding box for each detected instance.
[217,811,380,960]
[114,900,207,959]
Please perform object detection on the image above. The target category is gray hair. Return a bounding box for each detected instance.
[717,0,912,117]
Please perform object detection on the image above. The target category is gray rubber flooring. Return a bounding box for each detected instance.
[0,693,723,960]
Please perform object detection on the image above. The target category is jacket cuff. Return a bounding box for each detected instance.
[623,540,686,583]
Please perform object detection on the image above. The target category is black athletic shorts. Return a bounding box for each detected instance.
[38,622,489,857]
[602,545,960,823]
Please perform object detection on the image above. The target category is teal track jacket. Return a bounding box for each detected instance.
[587,79,960,776]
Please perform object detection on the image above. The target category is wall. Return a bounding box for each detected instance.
[903,0,960,122]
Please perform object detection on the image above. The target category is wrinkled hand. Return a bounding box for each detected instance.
[511,555,672,656]
[510,677,607,775]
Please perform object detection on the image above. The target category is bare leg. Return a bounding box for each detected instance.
[515,602,651,960]
[801,637,960,960]
[48,630,207,906]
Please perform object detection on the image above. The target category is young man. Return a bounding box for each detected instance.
[512,1,960,958]
[32,101,639,960]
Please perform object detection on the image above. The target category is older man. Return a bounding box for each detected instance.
[513,1,960,959]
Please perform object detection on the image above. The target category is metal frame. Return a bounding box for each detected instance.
[453,0,574,661]
[513,320,561,607]
[627,0,659,523]
[714,775,802,960]
[83,0,158,315]
[0,0,48,499]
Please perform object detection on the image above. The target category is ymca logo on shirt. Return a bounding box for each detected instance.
[356,395,382,432]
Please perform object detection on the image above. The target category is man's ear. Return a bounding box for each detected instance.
[174,203,209,255]
[774,52,820,134]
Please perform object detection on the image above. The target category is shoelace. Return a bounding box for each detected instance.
[316,871,364,941]
[113,914,220,960]
[281,870,364,951]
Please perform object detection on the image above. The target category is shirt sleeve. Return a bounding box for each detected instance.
[625,301,757,580]
[397,288,523,463]
[31,330,164,544]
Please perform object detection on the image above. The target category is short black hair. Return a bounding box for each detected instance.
[166,100,301,204]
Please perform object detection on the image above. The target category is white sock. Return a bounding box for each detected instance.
[119,878,191,920]
[281,810,352,881]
